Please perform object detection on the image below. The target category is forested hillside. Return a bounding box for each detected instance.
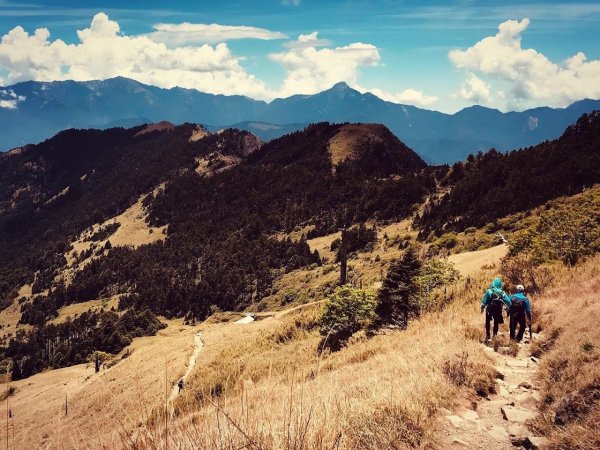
[418,111,600,238]
[0,121,432,378]
[0,125,259,304]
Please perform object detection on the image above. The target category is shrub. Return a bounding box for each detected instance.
[509,189,600,265]
[434,232,458,250]
[501,254,553,295]
[442,351,497,397]
[319,285,376,351]
[416,259,460,311]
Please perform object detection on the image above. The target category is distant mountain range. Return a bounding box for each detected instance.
[1,77,599,163]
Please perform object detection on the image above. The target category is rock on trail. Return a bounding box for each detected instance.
[438,334,547,449]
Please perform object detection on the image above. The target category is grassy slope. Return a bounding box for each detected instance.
[127,256,600,450]
[530,257,600,449]
[130,270,501,449]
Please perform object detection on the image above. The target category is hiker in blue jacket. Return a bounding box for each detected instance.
[481,277,511,341]
[509,285,532,342]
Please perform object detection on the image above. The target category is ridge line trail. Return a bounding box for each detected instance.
[439,333,547,449]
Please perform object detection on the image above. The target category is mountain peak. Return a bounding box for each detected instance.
[323,81,359,100]
[331,81,351,90]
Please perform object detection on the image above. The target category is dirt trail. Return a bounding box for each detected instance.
[439,333,548,449]
[168,332,203,406]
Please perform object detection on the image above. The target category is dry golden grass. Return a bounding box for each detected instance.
[134,121,175,137]
[527,255,600,449]
[448,243,508,277]
[195,154,241,177]
[48,295,121,324]
[17,284,32,298]
[128,270,500,450]
[0,299,31,342]
[189,125,210,142]
[2,319,198,449]
[60,192,166,286]
[327,124,386,167]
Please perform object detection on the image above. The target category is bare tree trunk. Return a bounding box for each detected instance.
[339,227,348,285]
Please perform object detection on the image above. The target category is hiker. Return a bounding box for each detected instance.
[178,378,184,393]
[480,277,511,341]
[509,284,532,342]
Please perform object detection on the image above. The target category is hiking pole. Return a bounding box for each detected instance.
[529,322,533,341]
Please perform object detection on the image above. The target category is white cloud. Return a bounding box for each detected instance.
[0,13,440,108]
[269,32,380,97]
[0,88,25,108]
[283,31,331,49]
[281,0,301,5]
[359,86,438,107]
[0,99,17,109]
[449,18,600,108]
[147,23,286,46]
[454,72,492,103]
[0,12,274,100]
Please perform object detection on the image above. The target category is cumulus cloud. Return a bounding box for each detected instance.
[364,87,438,107]
[147,23,286,46]
[449,18,600,108]
[269,32,380,97]
[0,13,273,100]
[454,72,491,103]
[0,13,439,107]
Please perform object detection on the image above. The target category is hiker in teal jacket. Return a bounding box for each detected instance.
[509,285,532,342]
[480,277,511,341]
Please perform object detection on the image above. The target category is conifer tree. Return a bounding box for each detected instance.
[374,247,421,328]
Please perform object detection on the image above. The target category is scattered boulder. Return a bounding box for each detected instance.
[527,436,548,449]
[515,392,539,410]
[487,425,509,441]
[446,415,465,429]
[518,382,532,390]
[507,423,529,437]
[501,406,536,423]
[498,385,510,398]
[459,409,480,422]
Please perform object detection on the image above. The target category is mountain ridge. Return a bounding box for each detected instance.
[2,77,600,163]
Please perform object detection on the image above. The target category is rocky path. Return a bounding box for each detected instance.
[439,333,548,449]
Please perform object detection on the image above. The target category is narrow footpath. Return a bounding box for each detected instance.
[168,332,203,406]
[439,333,548,449]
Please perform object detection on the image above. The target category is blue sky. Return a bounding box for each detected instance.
[0,0,599,112]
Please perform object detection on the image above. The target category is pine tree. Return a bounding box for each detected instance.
[374,247,421,328]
